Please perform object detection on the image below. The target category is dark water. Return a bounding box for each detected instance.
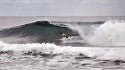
[0,21,79,44]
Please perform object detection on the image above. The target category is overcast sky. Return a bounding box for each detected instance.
[0,0,125,16]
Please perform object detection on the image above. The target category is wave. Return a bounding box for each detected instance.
[0,21,78,44]
[0,20,125,46]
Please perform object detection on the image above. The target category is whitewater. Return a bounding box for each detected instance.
[1,20,125,70]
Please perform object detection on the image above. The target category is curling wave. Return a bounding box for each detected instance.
[0,21,78,44]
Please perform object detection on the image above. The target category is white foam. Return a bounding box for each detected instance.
[1,41,125,60]
[88,20,125,46]
[98,48,125,60]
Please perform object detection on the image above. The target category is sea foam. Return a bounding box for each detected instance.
[0,41,125,60]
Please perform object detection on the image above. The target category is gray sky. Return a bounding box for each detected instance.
[0,0,125,16]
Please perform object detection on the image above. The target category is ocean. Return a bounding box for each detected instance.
[0,16,125,70]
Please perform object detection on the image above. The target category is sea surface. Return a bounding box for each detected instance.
[0,16,125,70]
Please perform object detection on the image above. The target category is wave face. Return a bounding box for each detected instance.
[0,21,78,44]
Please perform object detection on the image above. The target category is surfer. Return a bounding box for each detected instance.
[60,33,69,38]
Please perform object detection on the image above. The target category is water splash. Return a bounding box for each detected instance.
[89,20,125,46]
[65,20,125,46]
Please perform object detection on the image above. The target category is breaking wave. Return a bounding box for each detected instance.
[0,20,125,46]
[65,20,125,46]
